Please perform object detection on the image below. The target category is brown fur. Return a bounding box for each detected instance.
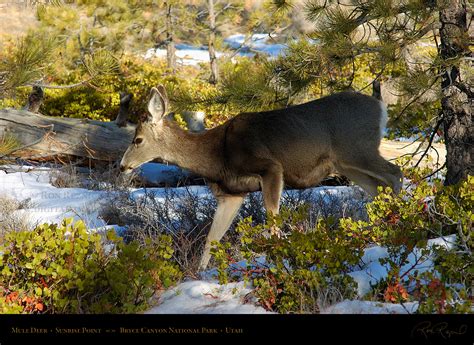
[120,87,403,270]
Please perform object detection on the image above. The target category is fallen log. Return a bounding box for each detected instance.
[0,108,134,162]
[0,107,208,187]
[0,108,209,163]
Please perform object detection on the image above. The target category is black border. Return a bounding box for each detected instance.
[0,314,472,344]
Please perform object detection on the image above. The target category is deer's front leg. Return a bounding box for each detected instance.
[199,193,245,271]
[260,164,284,215]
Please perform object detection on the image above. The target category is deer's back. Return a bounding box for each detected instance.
[222,91,384,188]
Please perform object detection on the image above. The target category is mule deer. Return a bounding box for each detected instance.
[120,85,402,270]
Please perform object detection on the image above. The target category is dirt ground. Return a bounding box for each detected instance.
[0,3,38,44]
[380,139,446,169]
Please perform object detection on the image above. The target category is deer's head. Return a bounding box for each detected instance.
[120,85,169,174]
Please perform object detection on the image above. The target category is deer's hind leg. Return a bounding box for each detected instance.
[358,156,403,194]
[336,165,386,197]
[337,155,402,196]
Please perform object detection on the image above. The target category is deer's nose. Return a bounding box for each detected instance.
[120,164,134,174]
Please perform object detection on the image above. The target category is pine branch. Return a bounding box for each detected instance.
[0,34,59,94]
[392,76,440,123]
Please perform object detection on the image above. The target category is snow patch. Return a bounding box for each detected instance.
[349,235,457,297]
[144,33,287,65]
[322,300,419,314]
[137,162,192,186]
[0,169,107,228]
[145,281,270,314]
[224,33,286,58]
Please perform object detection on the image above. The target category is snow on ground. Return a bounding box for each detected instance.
[321,300,419,314]
[137,162,193,186]
[0,165,210,229]
[349,235,457,298]
[0,165,453,314]
[144,33,286,65]
[0,168,107,228]
[145,281,270,314]
[144,44,224,66]
[223,33,286,57]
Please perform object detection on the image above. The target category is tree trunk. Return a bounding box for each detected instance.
[165,2,176,72]
[439,0,473,185]
[24,86,44,113]
[208,0,219,84]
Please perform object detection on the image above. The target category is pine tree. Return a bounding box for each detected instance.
[0,1,203,95]
[269,0,473,185]
[438,0,472,185]
[164,1,176,72]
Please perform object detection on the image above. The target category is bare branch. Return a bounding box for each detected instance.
[414,117,443,168]
[25,77,95,90]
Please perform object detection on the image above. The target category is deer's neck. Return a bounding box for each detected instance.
[158,121,224,181]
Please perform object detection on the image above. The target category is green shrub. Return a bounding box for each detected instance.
[212,207,364,313]
[212,169,472,314]
[0,86,30,109]
[0,218,181,314]
[0,56,234,125]
[41,86,121,121]
[341,172,473,314]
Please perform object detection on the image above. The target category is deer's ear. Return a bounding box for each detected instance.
[157,85,168,104]
[147,87,167,122]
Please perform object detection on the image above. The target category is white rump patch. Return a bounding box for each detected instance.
[194,110,205,121]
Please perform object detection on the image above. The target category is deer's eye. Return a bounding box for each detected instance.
[134,137,144,145]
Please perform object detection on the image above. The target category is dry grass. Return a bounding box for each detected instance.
[49,162,138,190]
[0,194,32,239]
[49,164,82,188]
[0,133,20,164]
[0,5,38,45]
[99,183,371,277]
[85,163,138,191]
[281,186,370,225]
[100,187,215,278]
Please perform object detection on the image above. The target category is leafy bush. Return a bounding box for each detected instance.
[0,87,30,110]
[340,171,473,314]
[0,218,181,314]
[212,207,364,313]
[41,85,121,121]
[0,55,234,125]
[99,188,216,277]
[211,168,472,314]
